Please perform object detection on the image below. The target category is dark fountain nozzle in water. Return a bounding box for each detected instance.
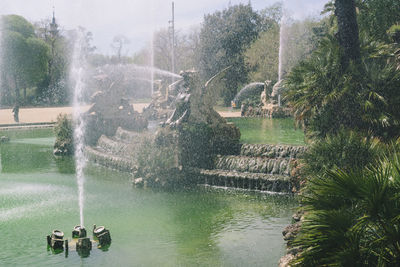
[72,225,87,238]
[93,225,112,247]
[47,224,111,258]
[73,226,92,257]
[47,229,66,253]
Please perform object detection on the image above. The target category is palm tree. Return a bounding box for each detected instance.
[292,151,400,266]
[284,34,400,140]
[334,0,360,67]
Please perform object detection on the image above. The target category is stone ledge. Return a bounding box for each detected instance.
[193,168,292,193]
[240,144,307,158]
[85,146,135,172]
[198,168,290,181]
[215,155,292,176]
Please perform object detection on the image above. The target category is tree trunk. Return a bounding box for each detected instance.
[335,0,360,67]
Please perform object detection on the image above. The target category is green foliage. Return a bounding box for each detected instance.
[303,129,382,178]
[135,134,180,186]
[245,17,326,83]
[285,34,400,140]
[53,114,74,155]
[1,15,50,105]
[293,150,400,266]
[34,18,73,104]
[199,3,262,106]
[2,15,35,38]
[357,0,400,42]
[388,24,400,44]
[245,24,279,82]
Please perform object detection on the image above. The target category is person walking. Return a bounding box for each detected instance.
[12,102,19,123]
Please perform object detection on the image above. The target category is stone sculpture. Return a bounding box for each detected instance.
[85,79,148,145]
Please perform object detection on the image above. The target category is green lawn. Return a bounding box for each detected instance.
[227,117,305,145]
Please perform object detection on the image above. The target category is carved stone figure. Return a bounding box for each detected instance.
[85,80,147,145]
[261,80,272,108]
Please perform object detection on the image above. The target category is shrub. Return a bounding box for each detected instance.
[302,128,382,178]
[53,113,74,155]
[293,150,400,266]
[134,133,181,187]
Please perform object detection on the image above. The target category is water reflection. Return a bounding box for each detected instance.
[0,142,54,173]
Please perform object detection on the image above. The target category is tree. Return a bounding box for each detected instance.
[285,35,400,140]
[284,0,400,140]
[334,0,360,67]
[1,15,50,106]
[35,17,72,104]
[132,27,200,76]
[199,3,262,106]
[111,34,130,62]
[357,0,400,42]
[245,17,326,83]
[245,24,279,82]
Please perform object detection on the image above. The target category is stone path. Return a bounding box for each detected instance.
[0,104,241,127]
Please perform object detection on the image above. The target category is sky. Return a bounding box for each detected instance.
[0,0,329,55]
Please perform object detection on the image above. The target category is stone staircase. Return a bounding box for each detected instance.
[86,127,307,193]
[195,144,307,193]
[85,127,147,172]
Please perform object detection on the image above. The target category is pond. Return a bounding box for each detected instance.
[227,118,305,145]
[0,128,297,266]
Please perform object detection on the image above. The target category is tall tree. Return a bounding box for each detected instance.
[111,34,130,62]
[199,3,261,106]
[35,15,72,104]
[334,0,360,67]
[1,15,50,105]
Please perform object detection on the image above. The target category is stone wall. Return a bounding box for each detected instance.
[241,105,291,118]
[195,143,307,193]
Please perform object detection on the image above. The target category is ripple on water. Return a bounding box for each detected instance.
[0,195,75,222]
[0,183,60,196]
[0,182,74,222]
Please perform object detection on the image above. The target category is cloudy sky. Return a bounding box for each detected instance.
[0,0,329,55]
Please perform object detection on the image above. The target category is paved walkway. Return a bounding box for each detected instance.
[0,104,241,127]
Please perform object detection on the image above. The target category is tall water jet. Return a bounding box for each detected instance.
[273,4,287,106]
[71,29,88,228]
[150,0,156,96]
[0,18,3,106]
[150,0,155,95]
[150,32,154,95]
[278,11,286,82]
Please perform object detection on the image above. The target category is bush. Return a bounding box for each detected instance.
[134,132,181,187]
[293,150,400,266]
[302,129,382,178]
[53,113,74,155]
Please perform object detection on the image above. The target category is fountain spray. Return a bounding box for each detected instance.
[150,0,155,96]
[0,19,3,106]
[71,29,88,228]
[277,3,287,107]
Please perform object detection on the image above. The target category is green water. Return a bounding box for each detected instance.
[0,129,297,266]
[227,118,305,145]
